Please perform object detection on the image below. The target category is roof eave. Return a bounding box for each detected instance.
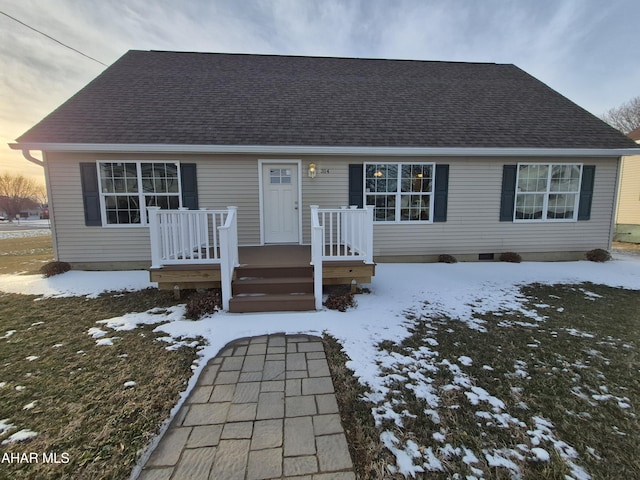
[9,142,640,157]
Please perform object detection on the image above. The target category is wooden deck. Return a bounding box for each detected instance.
[239,245,312,266]
[149,245,375,292]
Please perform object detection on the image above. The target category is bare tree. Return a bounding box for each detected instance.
[601,96,640,134]
[0,172,45,221]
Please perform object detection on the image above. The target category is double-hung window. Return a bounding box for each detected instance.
[365,163,434,222]
[97,161,181,225]
[515,163,582,221]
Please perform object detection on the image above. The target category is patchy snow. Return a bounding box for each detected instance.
[1,255,639,476]
[0,270,154,298]
[95,338,116,346]
[23,401,37,410]
[458,355,473,366]
[579,288,603,300]
[1,429,38,444]
[565,328,596,338]
[531,447,550,462]
[380,431,426,476]
[98,306,186,331]
[87,327,108,338]
[25,355,39,362]
[123,381,136,388]
[0,419,14,435]
[1,330,16,339]
[0,228,51,240]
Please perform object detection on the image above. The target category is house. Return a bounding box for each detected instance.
[0,196,43,220]
[10,51,639,311]
[615,126,640,243]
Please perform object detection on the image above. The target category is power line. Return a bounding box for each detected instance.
[1,10,108,66]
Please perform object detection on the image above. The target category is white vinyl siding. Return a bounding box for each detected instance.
[47,154,152,263]
[45,153,618,266]
[371,158,617,257]
[47,153,263,264]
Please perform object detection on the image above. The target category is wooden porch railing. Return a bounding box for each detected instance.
[148,206,239,310]
[310,205,374,309]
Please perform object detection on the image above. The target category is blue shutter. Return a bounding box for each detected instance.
[80,163,102,226]
[180,164,198,209]
[500,165,517,221]
[577,165,595,221]
[433,164,449,222]
[348,164,364,208]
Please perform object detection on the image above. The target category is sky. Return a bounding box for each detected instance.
[1,0,638,184]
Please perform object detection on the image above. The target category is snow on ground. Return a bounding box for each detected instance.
[0,270,154,298]
[1,429,39,445]
[1,253,639,475]
[0,219,52,239]
[0,229,51,240]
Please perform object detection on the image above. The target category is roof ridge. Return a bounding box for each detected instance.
[138,49,505,66]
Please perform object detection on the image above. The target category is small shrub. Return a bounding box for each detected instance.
[323,292,356,312]
[499,252,522,263]
[586,248,611,262]
[185,290,221,319]
[40,261,71,277]
[438,254,458,264]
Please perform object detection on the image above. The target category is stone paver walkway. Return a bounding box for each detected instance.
[137,334,355,480]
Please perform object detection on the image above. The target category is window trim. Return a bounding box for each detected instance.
[96,160,183,227]
[364,162,436,224]
[513,162,583,223]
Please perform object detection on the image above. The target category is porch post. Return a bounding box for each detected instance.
[219,206,238,311]
[148,207,162,268]
[364,205,374,264]
[310,205,323,310]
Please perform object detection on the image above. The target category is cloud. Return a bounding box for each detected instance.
[1,0,638,183]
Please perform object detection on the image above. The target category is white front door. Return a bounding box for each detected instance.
[263,164,299,243]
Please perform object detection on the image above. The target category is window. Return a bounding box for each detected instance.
[365,163,434,222]
[515,163,582,221]
[97,162,181,225]
[269,168,292,184]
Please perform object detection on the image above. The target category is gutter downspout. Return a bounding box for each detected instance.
[17,149,58,262]
[609,156,623,249]
[20,149,44,167]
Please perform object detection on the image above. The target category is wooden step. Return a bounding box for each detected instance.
[232,276,313,295]
[235,265,313,279]
[228,293,315,313]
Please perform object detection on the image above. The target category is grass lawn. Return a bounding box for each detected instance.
[330,282,640,479]
[0,289,199,479]
[0,233,200,479]
[0,233,54,275]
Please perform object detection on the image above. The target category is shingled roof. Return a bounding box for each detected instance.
[16,50,638,149]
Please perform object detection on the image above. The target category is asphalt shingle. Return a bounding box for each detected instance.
[16,50,637,149]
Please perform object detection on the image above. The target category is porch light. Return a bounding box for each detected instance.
[308,163,317,178]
